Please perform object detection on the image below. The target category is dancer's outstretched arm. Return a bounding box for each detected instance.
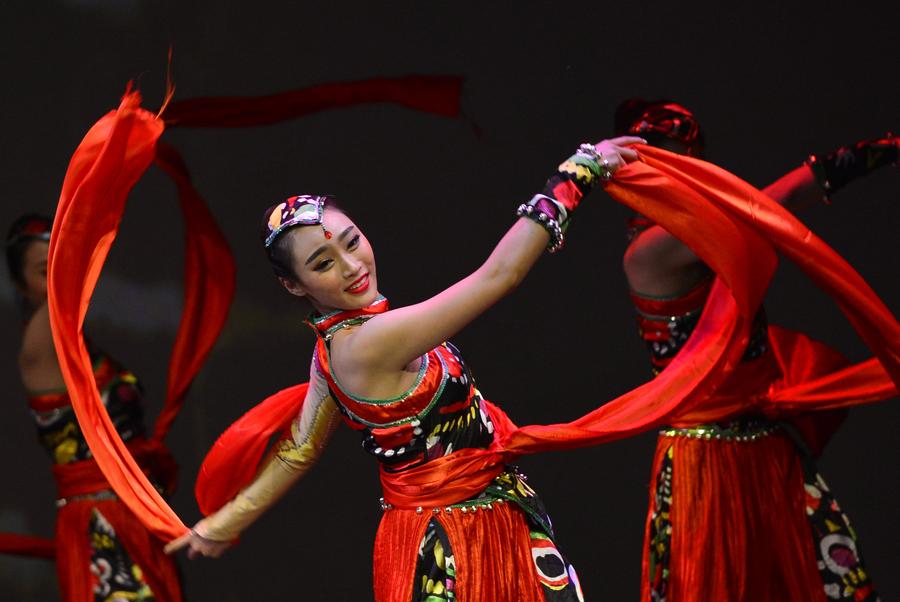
[334,137,643,396]
[624,134,898,296]
[166,358,339,559]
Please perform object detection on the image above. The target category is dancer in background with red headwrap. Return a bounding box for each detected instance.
[6,214,184,601]
[616,98,898,601]
[49,84,900,601]
[4,72,463,599]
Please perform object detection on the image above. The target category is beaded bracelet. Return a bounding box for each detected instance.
[517,197,564,253]
[576,143,613,182]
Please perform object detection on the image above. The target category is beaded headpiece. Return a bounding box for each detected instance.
[5,215,52,248]
[263,195,332,248]
[627,102,703,155]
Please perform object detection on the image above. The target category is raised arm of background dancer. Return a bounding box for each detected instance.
[770,132,899,210]
[340,137,644,374]
[19,302,66,392]
[165,357,340,559]
[624,133,899,295]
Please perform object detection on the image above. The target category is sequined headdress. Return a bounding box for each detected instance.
[262,195,332,248]
[5,214,52,249]
[627,102,703,155]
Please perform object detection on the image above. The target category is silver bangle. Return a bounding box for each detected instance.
[516,203,565,253]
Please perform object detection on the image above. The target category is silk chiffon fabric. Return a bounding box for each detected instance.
[39,88,899,560]
[0,75,465,561]
[198,146,900,517]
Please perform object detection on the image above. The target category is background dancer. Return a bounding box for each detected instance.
[6,214,183,601]
[616,98,898,601]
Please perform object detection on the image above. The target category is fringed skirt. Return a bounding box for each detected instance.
[641,418,877,602]
[373,469,584,602]
[55,496,181,602]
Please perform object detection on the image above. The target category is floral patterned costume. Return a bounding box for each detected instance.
[28,350,181,602]
[631,275,878,602]
[311,297,584,601]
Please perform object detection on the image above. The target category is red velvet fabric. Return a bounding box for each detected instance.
[151,141,236,442]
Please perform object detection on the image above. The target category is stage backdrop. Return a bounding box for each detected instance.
[0,1,897,599]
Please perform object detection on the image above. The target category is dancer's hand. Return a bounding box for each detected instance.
[164,521,233,559]
[592,136,646,174]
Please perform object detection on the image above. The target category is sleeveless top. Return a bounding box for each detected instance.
[28,348,146,465]
[307,296,554,532]
[631,275,770,377]
[631,275,775,438]
[308,296,495,472]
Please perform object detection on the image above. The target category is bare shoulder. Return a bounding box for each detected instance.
[328,322,419,400]
[20,303,54,366]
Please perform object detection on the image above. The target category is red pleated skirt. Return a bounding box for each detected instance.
[373,501,547,601]
[640,430,824,601]
[56,498,182,602]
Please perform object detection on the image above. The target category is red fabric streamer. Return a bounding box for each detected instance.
[47,93,190,540]
[152,141,236,442]
[161,75,462,127]
[38,78,897,596]
[197,145,899,518]
[42,76,467,547]
[194,383,309,516]
[0,533,55,559]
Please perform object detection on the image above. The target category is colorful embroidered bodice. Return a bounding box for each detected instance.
[308,297,495,473]
[630,275,770,376]
[27,350,146,465]
[308,297,556,532]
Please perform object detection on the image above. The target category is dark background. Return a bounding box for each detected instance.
[1,1,897,599]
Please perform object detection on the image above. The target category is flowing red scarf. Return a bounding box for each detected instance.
[198,146,900,516]
[0,75,465,557]
[37,85,898,540]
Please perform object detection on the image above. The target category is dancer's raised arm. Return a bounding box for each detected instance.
[620,101,897,296]
[337,137,643,380]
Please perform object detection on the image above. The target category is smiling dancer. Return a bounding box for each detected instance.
[51,90,900,602]
[167,137,645,601]
[617,98,898,601]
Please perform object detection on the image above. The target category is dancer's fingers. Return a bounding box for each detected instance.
[164,532,191,555]
[606,135,647,146]
[617,146,641,162]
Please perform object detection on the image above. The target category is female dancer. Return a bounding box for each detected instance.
[166,136,644,601]
[617,99,898,601]
[7,214,182,601]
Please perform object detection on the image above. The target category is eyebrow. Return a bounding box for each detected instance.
[305,246,327,266]
[304,226,357,265]
[338,226,355,241]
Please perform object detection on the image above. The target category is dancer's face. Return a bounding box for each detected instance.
[278,208,379,313]
[14,240,49,308]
